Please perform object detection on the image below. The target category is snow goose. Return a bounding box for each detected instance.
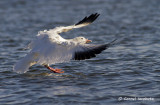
[13,13,116,74]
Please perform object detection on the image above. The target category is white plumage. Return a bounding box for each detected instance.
[13,13,116,74]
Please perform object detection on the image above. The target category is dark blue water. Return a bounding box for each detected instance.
[0,0,160,105]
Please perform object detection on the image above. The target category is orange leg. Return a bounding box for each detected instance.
[44,65,64,73]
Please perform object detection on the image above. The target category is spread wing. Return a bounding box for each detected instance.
[50,13,100,34]
[29,36,116,65]
[71,39,117,60]
[26,13,100,49]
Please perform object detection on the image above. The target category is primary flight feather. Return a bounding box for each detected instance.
[13,13,116,74]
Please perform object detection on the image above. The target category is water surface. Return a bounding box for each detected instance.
[0,0,160,105]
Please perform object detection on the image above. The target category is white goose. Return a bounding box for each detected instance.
[13,13,116,74]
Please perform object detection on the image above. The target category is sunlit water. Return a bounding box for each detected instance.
[0,0,160,105]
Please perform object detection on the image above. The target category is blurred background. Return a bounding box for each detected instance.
[0,0,160,105]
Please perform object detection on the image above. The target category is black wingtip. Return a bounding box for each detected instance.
[105,39,118,49]
[73,44,106,61]
[75,13,100,25]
